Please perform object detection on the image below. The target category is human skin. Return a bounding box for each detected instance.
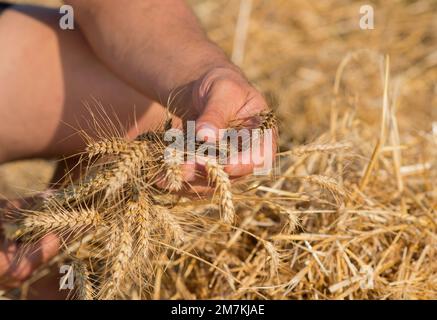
[0,1,275,290]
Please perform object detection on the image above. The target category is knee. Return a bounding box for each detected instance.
[1,8,62,61]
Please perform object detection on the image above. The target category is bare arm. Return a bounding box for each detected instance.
[65,0,274,181]
[65,0,237,109]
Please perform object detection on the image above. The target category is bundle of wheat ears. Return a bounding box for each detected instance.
[7,110,301,299]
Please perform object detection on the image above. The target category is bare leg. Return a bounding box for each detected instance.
[0,5,168,164]
[0,5,170,297]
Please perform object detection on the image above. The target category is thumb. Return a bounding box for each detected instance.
[196,99,233,142]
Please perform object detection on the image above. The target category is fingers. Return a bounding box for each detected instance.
[0,199,24,222]
[179,179,215,196]
[0,234,59,289]
[225,129,277,177]
[0,195,52,222]
[0,194,60,289]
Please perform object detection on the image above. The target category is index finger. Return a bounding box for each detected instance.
[224,128,277,177]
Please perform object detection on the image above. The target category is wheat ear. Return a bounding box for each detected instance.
[303,175,348,201]
[73,260,94,300]
[104,143,151,197]
[103,216,134,299]
[205,161,235,225]
[45,170,119,207]
[264,241,280,279]
[163,148,184,191]
[126,192,152,261]
[154,206,185,245]
[22,208,101,236]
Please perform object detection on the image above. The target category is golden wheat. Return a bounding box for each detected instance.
[155,205,185,246]
[86,138,127,158]
[162,148,184,191]
[303,175,348,201]
[103,218,134,299]
[22,208,101,236]
[205,161,235,225]
[72,260,94,300]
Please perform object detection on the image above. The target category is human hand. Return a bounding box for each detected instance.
[178,66,277,192]
[0,198,59,290]
[188,68,276,181]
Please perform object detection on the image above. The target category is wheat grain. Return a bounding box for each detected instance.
[303,175,348,201]
[259,110,277,132]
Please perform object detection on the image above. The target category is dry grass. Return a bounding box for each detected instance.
[0,0,436,300]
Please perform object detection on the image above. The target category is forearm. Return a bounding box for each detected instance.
[65,0,237,108]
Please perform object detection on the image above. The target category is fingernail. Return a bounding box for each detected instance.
[196,124,218,142]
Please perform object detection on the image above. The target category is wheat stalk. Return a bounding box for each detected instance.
[86,138,127,158]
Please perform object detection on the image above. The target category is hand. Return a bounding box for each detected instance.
[0,198,59,290]
[180,66,277,192]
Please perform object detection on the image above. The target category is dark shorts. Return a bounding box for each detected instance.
[0,2,11,15]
